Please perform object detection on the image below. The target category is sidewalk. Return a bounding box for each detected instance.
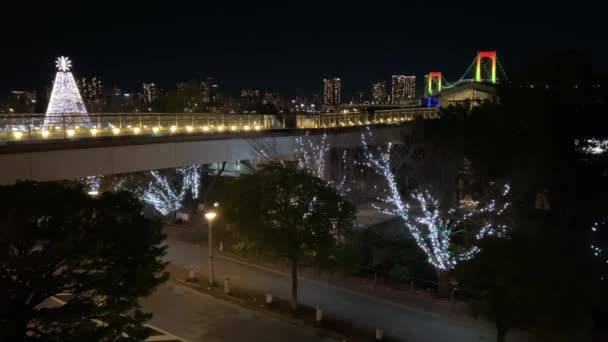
[164,238,537,342]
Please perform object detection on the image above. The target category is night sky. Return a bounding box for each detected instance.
[1,3,605,97]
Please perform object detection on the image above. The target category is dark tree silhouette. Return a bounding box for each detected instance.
[0,182,168,341]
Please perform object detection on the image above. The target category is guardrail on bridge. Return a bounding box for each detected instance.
[0,108,438,144]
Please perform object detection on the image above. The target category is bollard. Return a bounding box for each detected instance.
[188,266,196,280]
[219,241,224,252]
[316,307,323,322]
[223,277,230,295]
[372,273,377,292]
[450,287,457,312]
[375,327,383,340]
[265,293,273,304]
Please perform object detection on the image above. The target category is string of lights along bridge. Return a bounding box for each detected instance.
[425,51,508,96]
[0,51,504,143]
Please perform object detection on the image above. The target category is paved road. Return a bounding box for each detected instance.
[165,238,536,342]
[141,283,331,342]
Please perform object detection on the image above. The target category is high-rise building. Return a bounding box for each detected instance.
[201,76,219,103]
[391,75,416,104]
[323,78,341,112]
[372,82,387,104]
[77,77,103,100]
[142,83,159,104]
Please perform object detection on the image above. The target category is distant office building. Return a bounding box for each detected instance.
[323,78,341,112]
[263,92,281,107]
[240,89,261,110]
[77,77,103,100]
[76,77,104,111]
[372,82,387,104]
[9,90,37,104]
[5,90,37,113]
[391,75,416,104]
[142,83,159,104]
[108,86,136,112]
[350,91,365,104]
[201,77,219,103]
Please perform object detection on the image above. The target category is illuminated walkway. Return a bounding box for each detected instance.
[0,109,437,144]
[0,119,434,186]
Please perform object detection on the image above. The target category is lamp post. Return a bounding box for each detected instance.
[204,211,217,285]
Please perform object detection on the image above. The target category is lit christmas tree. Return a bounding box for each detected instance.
[44,56,91,128]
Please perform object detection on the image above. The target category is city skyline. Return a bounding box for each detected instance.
[2,3,606,97]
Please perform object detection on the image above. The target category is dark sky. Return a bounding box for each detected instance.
[1,2,606,98]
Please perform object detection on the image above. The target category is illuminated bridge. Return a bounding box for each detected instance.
[0,108,438,184]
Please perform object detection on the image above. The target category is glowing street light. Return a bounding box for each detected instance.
[205,211,217,285]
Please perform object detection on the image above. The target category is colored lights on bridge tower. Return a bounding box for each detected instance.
[475,51,497,84]
[426,72,442,96]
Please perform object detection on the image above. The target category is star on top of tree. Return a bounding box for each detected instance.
[55,56,72,72]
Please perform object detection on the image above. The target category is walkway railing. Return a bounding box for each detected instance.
[0,108,438,144]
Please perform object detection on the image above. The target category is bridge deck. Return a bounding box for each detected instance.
[0,109,438,148]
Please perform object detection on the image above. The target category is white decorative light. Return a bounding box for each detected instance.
[126,165,202,216]
[152,127,159,134]
[66,129,75,137]
[55,56,72,72]
[361,127,511,270]
[186,126,193,132]
[133,127,141,134]
[44,56,91,129]
[83,175,101,195]
[295,131,329,180]
[579,138,608,155]
[170,126,177,132]
[294,131,351,196]
[591,221,607,280]
[13,131,23,139]
[41,130,50,138]
[90,128,98,136]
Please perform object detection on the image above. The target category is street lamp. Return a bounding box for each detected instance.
[204,211,217,285]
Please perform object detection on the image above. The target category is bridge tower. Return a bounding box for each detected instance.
[475,51,497,84]
[426,72,442,96]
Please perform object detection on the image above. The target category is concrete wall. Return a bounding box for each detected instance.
[0,125,410,184]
